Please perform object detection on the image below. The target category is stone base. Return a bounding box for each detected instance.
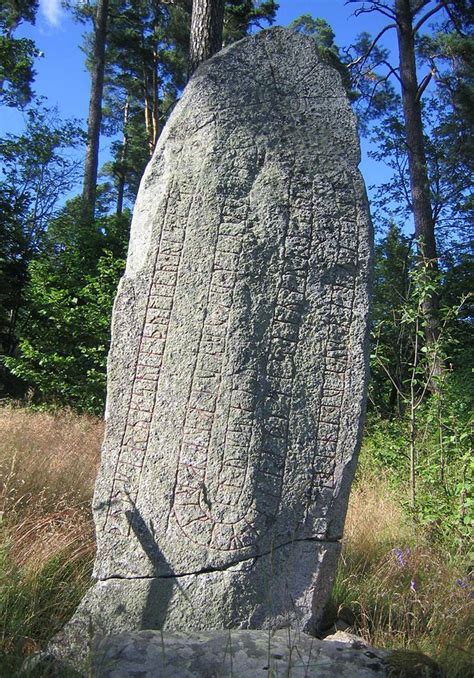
[51,630,390,677]
[48,540,339,667]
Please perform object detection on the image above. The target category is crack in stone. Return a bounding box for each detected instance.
[98,536,341,582]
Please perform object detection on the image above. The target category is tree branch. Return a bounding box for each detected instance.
[347,23,397,69]
[346,0,398,21]
[416,68,435,101]
[378,59,402,84]
[411,1,431,17]
[413,1,446,34]
[362,68,398,113]
[443,1,467,36]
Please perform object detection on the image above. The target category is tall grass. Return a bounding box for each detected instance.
[0,407,102,673]
[333,471,474,677]
[0,407,472,676]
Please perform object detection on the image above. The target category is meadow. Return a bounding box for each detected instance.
[0,406,472,676]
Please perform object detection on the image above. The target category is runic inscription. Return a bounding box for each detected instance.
[105,181,199,535]
[172,177,327,551]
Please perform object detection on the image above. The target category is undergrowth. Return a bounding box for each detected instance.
[0,406,100,674]
[0,406,472,676]
[332,463,473,678]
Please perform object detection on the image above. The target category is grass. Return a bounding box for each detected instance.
[332,471,474,677]
[0,406,101,675]
[0,406,472,676]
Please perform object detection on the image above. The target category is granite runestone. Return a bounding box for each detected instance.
[49,26,373,666]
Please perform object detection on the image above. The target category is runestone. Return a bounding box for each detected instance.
[51,27,372,660]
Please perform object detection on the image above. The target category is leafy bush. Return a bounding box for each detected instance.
[361,378,473,547]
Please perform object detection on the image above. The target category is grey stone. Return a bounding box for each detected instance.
[50,26,372,664]
[91,630,389,677]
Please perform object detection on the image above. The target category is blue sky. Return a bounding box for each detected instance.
[0,0,399,198]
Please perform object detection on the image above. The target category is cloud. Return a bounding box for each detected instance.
[40,0,63,27]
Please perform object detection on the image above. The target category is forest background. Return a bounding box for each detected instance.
[0,0,472,675]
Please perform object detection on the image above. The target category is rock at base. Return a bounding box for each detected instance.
[92,630,389,677]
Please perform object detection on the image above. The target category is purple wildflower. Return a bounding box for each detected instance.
[410,580,417,592]
[393,547,411,568]
[456,578,474,599]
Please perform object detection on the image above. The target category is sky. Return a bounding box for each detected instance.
[0,0,400,199]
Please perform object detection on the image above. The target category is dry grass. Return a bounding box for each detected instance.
[0,404,101,572]
[0,405,102,514]
[0,407,472,677]
[334,472,474,677]
[0,406,102,670]
[344,470,412,563]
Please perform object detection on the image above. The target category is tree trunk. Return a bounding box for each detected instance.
[189,0,225,75]
[82,0,109,221]
[141,61,153,155]
[116,98,130,217]
[395,0,440,354]
[152,49,160,149]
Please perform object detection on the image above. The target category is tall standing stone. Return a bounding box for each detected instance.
[52,27,372,661]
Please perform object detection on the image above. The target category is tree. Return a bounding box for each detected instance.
[4,199,129,412]
[189,0,278,73]
[223,0,278,43]
[95,0,190,213]
[0,108,84,397]
[82,0,110,220]
[0,0,40,107]
[395,0,440,349]
[347,0,473,371]
[189,0,225,74]
[99,0,276,213]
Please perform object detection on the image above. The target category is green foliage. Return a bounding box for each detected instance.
[0,107,85,240]
[0,107,85,398]
[369,224,414,416]
[0,35,39,108]
[223,0,278,43]
[0,0,38,29]
[442,252,474,369]
[362,392,473,546]
[96,0,192,209]
[4,203,129,414]
[289,14,337,51]
[100,104,150,208]
[0,541,92,675]
[347,5,473,247]
[0,0,39,108]
[97,0,278,210]
[368,233,473,545]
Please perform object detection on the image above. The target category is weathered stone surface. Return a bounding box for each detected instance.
[50,26,372,663]
[91,630,389,677]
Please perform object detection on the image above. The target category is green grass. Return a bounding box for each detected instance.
[0,545,92,675]
[330,471,473,678]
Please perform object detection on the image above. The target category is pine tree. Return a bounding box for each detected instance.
[189,0,225,74]
[82,0,110,220]
[347,0,473,373]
